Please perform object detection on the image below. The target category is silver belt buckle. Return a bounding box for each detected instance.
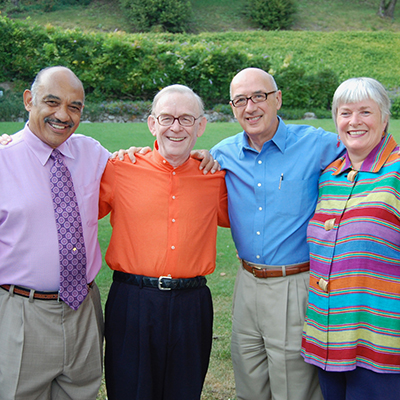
[158,276,172,290]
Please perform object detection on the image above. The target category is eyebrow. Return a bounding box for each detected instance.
[43,94,83,107]
[233,90,267,98]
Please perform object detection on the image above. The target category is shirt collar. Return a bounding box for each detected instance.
[23,122,75,166]
[152,140,192,171]
[239,116,286,158]
[333,133,397,175]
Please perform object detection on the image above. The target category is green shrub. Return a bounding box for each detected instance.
[391,97,400,119]
[119,0,192,33]
[273,57,338,110]
[246,0,295,30]
[0,90,27,121]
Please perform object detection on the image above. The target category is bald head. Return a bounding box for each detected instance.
[230,68,278,99]
[24,66,85,148]
[31,66,85,106]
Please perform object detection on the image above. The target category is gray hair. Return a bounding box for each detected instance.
[151,84,204,116]
[332,77,390,131]
[30,66,85,105]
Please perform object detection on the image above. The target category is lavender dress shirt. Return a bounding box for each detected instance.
[0,124,109,291]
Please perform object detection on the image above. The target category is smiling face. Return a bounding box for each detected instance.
[148,91,207,167]
[230,68,282,151]
[337,98,388,169]
[24,67,84,149]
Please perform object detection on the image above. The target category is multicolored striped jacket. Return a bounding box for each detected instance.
[301,133,400,373]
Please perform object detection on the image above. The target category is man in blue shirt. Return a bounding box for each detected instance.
[211,67,344,400]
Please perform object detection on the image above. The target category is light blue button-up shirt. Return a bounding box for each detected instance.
[211,117,345,265]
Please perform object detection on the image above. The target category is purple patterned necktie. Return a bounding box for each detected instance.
[50,149,88,310]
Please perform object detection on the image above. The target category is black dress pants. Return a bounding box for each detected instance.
[105,280,213,400]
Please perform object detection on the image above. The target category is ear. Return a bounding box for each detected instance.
[275,90,282,111]
[147,115,157,137]
[196,116,207,138]
[23,90,34,112]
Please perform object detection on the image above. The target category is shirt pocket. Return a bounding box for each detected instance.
[274,178,315,217]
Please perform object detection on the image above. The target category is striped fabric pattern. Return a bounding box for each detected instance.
[301,134,400,373]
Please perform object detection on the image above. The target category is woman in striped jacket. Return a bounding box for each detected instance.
[301,77,400,400]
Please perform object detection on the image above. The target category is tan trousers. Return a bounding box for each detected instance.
[231,266,322,400]
[0,283,104,400]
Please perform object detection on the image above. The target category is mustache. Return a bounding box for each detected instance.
[44,117,74,128]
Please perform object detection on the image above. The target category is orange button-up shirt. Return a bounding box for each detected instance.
[99,144,229,278]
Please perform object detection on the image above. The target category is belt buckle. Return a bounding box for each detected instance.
[158,276,172,290]
[251,265,262,277]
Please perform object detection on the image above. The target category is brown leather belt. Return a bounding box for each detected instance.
[242,260,310,278]
[0,282,94,301]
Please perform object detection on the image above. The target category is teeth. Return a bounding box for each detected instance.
[168,137,184,142]
[50,123,67,130]
[348,130,367,136]
[248,116,261,121]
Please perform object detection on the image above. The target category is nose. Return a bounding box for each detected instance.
[349,113,361,126]
[245,98,258,113]
[53,105,71,123]
[170,118,183,131]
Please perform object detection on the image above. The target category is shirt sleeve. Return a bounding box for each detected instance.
[99,159,116,220]
[217,175,230,228]
[318,129,346,170]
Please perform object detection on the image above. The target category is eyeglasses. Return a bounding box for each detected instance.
[230,91,277,108]
[156,114,202,127]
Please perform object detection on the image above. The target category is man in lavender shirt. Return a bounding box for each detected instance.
[0,66,110,399]
[0,66,216,399]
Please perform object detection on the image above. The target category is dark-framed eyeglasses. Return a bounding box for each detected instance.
[156,114,202,127]
[230,91,277,108]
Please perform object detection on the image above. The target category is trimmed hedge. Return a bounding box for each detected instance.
[1,16,399,111]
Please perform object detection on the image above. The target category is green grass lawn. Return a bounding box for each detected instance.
[3,119,400,399]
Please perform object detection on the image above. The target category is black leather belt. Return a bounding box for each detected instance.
[113,271,207,290]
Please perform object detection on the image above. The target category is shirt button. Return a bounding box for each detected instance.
[258,160,262,164]
[317,278,329,293]
[347,170,358,182]
[172,219,175,222]
[256,231,260,235]
[171,246,175,250]
[172,171,176,175]
[172,196,176,199]
[259,207,263,211]
[324,218,336,231]
[257,183,261,187]
[163,160,166,164]
[256,255,260,259]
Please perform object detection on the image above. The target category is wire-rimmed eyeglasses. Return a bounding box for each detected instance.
[230,91,277,108]
[156,114,202,127]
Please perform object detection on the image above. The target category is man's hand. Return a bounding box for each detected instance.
[0,134,12,145]
[110,146,152,163]
[191,149,220,174]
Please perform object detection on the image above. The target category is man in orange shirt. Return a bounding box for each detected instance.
[99,84,229,400]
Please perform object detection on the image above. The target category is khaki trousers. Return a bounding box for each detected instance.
[231,266,322,400]
[0,283,104,400]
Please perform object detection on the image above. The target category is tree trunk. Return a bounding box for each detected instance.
[378,0,398,18]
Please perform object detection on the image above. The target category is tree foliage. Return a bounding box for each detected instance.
[247,0,296,30]
[119,0,192,33]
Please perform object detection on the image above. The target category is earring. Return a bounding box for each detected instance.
[336,135,341,148]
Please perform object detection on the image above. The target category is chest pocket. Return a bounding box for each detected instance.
[274,178,315,217]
